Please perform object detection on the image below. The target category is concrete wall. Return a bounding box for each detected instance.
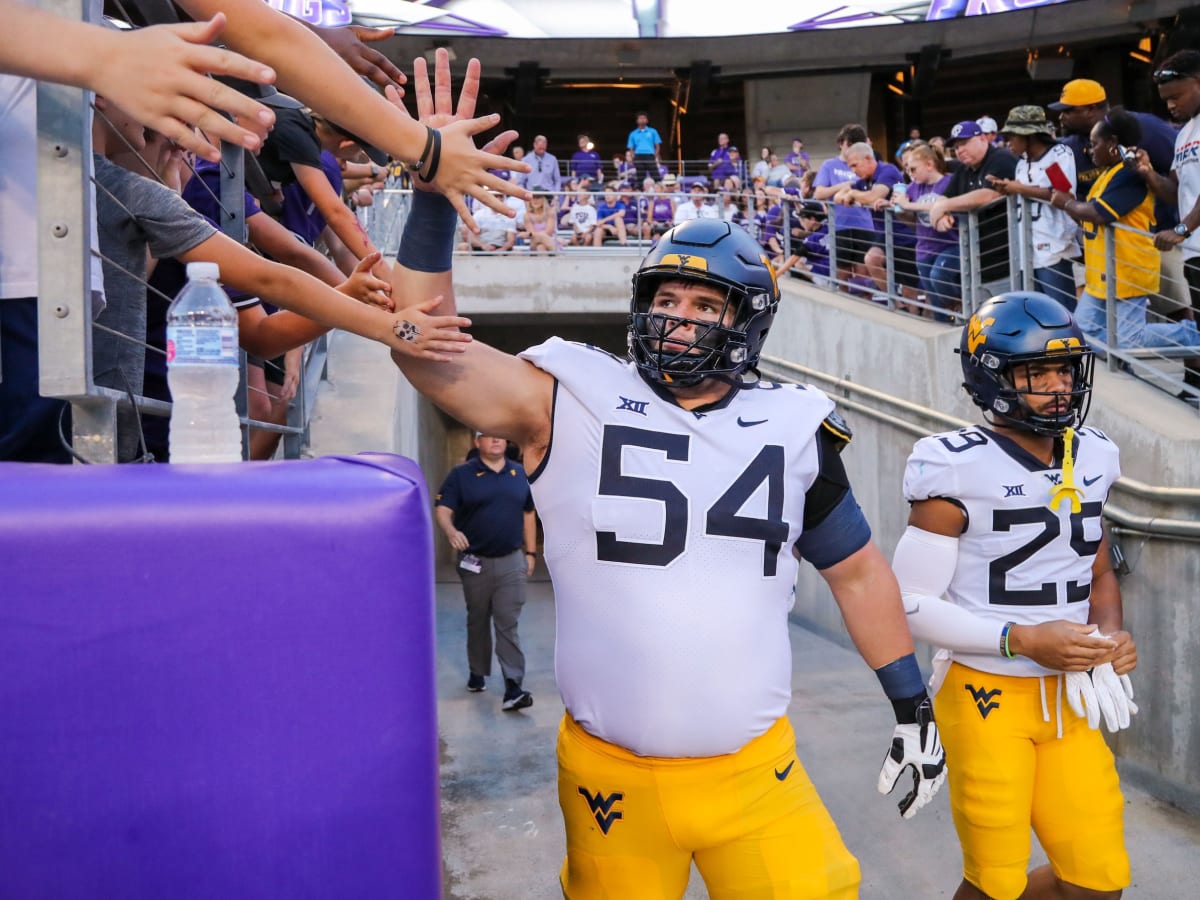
[768,282,1200,815]
[312,255,1200,813]
[744,73,871,170]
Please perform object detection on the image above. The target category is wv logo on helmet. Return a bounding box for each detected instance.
[578,787,624,835]
[964,683,1002,719]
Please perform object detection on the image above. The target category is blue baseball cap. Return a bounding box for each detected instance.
[948,120,984,144]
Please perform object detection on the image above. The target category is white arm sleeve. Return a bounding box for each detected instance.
[892,526,1002,655]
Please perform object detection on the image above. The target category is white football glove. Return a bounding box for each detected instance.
[877,697,947,819]
[1066,663,1138,732]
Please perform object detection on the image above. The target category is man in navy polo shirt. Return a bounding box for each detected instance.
[436,433,538,711]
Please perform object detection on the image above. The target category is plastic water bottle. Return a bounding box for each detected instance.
[892,182,908,213]
[166,262,242,463]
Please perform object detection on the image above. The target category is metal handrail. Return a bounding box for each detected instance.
[32,3,328,463]
[758,355,1200,539]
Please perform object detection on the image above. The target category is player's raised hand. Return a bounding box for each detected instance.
[877,696,946,819]
[383,48,529,231]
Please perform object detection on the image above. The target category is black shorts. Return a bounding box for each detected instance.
[893,242,921,290]
[248,354,288,386]
[832,228,876,267]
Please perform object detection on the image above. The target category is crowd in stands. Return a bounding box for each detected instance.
[453,71,1200,405]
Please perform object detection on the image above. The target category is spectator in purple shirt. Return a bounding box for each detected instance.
[813,124,877,290]
[571,134,604,189]
[785,138,811,178]
[838,142,919,301]
[619,182,643,237]
[891,142,955,318]
[775,200,830,281]
[709,132,732,180]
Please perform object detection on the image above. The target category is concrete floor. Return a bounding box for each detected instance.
[436,580,1200,900]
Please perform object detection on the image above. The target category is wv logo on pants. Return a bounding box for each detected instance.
[964,683,1002,719]
[578,787,624,835]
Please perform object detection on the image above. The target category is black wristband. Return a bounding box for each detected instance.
[524,551,537,557]
[890,690,933,725]
[418,128,443,184]
[411,125,435,173]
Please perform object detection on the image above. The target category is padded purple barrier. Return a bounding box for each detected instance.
[0,454,440,899]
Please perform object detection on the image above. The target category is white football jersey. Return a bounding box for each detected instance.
[904,425,1120,677]
[519,338,835,757]
[1015,142,1080,269]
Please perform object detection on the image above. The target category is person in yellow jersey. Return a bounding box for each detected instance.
[389,53,945,900]
[1049,108,1200,352]
[895,292,1138,900]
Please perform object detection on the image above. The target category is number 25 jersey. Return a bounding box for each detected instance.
[519,338,835,758]
[903,425,1120,678]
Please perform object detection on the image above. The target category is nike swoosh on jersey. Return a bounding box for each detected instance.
[1082,474,1102,486]
[737,417,768,427]
[774,760,795,781]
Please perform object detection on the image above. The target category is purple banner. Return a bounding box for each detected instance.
[926,0,1072,21]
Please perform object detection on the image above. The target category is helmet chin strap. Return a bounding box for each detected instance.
[1048,427,1083,513]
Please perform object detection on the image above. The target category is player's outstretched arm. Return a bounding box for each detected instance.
[818,541,946,819]
[386,51,551,450]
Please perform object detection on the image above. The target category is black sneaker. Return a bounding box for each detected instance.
[501,679,533,711]
[466,673,486,692]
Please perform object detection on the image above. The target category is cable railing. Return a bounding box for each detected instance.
[366,187,754,258]
[28,2,335,464]
[757,355,1200,543]
[515,157,811,190]
[804,193,1200,407]
[369,183,1200,409]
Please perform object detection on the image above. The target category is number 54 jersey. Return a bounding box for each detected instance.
[903,425,1121,678]
[519,338,836,758]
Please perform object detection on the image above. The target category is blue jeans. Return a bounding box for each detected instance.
[927,244,962,323]
[1075,292,1200,349]
[1034,259,1077,312]
[0,298,72,463]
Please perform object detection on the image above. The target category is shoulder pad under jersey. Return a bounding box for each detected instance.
[821,408,853,451]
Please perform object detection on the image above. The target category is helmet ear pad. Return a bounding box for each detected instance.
[959,292,1093,435]
[628,220,780,386]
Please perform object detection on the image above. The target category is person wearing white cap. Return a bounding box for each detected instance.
[976,115,1001,146]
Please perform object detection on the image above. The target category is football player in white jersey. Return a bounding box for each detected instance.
[387,54,945,900]
[894,292,1137,900]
